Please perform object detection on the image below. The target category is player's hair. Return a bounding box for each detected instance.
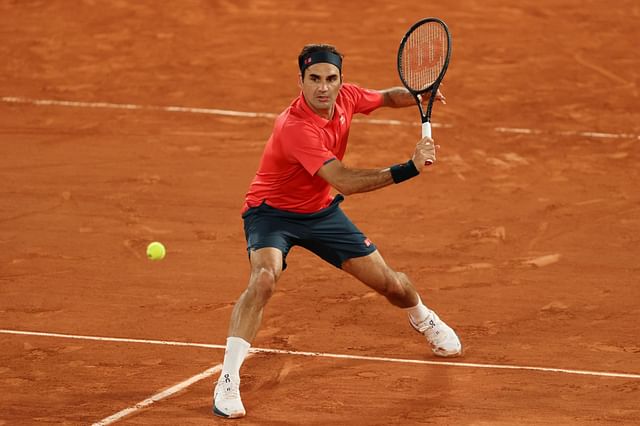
[298,44,344,79]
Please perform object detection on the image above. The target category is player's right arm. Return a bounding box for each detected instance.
[316,137,436,195]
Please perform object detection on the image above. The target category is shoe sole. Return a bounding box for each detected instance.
[213,405,246,419]
[433,346,463,357]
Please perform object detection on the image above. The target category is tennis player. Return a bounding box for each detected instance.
[213,44,462,418]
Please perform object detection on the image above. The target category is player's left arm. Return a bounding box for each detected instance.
[378,86,446,108]
[316,137,436,195]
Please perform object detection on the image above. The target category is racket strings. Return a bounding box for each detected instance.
[401,22,448,92]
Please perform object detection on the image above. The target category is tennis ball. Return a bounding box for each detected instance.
[146,241,166,261]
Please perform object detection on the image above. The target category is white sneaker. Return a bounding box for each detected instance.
[409,310,462,357]
[213,373,246,418]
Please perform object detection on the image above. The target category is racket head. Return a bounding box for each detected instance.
[397,18,452,96]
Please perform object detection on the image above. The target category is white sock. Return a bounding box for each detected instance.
[404,296,431,324]
[221,336,251,378]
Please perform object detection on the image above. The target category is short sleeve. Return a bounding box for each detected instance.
[340,83,384,115]
[282,123,335,176]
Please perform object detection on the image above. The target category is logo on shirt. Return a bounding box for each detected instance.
[339,114,346,125]
[364,238,372,247]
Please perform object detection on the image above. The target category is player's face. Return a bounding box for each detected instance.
[299,62,342,118]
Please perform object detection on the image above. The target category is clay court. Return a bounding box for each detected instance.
[1,1,639,424]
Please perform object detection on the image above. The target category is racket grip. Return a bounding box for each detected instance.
[422,122,432,138]
[421,122,433,165]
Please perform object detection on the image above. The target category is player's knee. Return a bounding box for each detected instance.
[382,272,406,299]
[249,267,277,302]
[396,271,410,284]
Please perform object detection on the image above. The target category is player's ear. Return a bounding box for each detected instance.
[298,73,303,88]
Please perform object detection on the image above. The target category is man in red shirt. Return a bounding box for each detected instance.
[214,44,462,419]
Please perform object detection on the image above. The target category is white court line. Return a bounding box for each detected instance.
[0,96,276,119]
[493,126,640,140]
[1,96,447,128]
[2,95,637,139]
[8,95,638,140]
[2,328,640,380]
[91,363,223,425]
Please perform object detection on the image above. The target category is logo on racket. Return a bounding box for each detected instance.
[405,39,444,70]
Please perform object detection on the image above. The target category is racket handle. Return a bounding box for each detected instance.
[421,122,433,165]
[422,122,432,138]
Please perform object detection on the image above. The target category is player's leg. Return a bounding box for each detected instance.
[214,247,284,419]
[229,247,284,342]
[301,199,462,358]
[342,251,462,357]
[342,250,417,307]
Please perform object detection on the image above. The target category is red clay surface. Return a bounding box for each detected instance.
[1,1,639,425]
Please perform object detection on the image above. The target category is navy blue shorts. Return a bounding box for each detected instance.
[242,195,377,270]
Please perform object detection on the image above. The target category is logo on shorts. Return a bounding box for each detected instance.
[364,238,372,247]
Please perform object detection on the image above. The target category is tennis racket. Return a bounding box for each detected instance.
[397,18,452,164]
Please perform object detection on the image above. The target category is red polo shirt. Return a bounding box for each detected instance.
[243,83,383,213]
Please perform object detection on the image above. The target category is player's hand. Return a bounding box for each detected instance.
[412,137,438,170]
[417,87,446,106]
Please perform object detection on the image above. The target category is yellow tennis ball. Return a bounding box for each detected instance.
[146,242,166,261]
